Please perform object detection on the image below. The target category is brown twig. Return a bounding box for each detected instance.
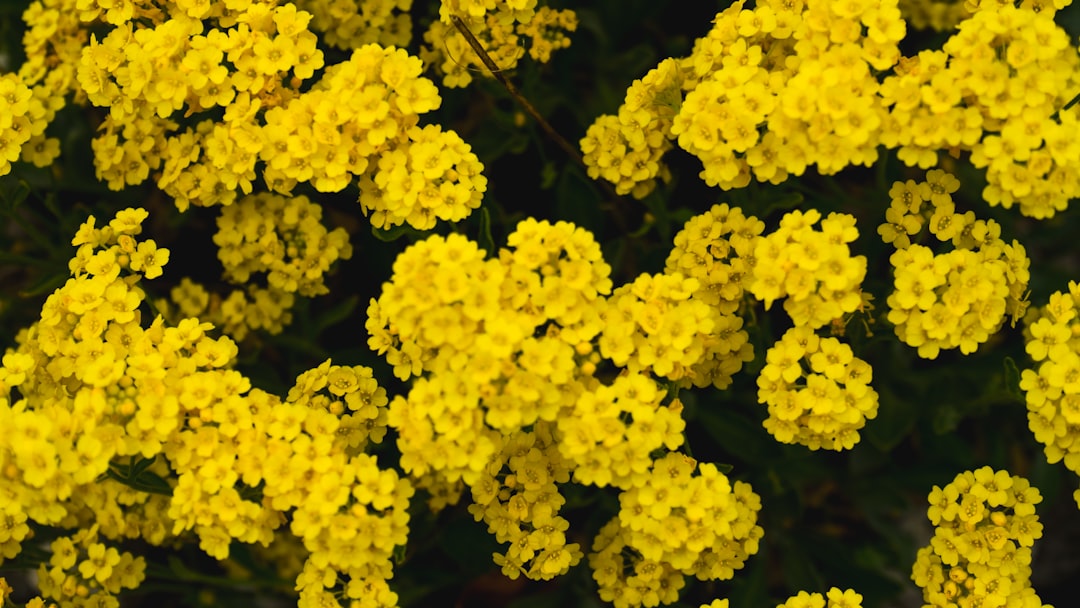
[449,15,587,171]
[449,15,633,224]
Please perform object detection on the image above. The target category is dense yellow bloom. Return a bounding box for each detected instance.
[581,59,680,198]
[882,170,1030,358]
[881,2,1080,217]
[750,209,867,329]
[586,0,906,196]
[1,208,411,606]
[213,192,352,297]
[590,453,762,608]
[297,0,412,49]
[771,588,864,608]
[370,221,611,485]
[556,373,684,489]
[757,326,879,450]
[467,424,582,581]
[1021,281,1080,508]
[912,468,1049,608]
[422,4,577,89]
[0,72,60,176]
[41,0,489,231]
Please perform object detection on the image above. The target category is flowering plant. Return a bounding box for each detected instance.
[1,0,1079,607]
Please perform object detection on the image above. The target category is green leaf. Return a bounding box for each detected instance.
[932,404,961,435]
[758,190,805,218]
[865,387,917,451]
[19,270,67,297]
[131,455,157,476]
[539,161,558,190]
[371,223,418,242]
[1003,356,1023,399]
[0,179,31,211]
[315,295,359,333]
[129,469,174,496]
[478,205,496,256]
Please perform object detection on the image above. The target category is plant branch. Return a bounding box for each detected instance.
[450,15,587,170]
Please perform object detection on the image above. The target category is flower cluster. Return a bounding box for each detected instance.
[368,216,765,594]
[357,123,487,230]
[213,192,353,297]
[880,170,1030,359]
[422,2,577,88]
[165,278,296,342]
[599,273,735,386]
[590,452,763,608]
[467,423,583,582]
[583,0,907,197]
[750,209,867,330]
[880,1,1080,218]
[0,72,60,175]
[756,326,878,451]
[368,221,612,484]
[911,467,1048,608]
[1,209,411,607]
[662,204,760,388]
[1021,281,1080,508]
[580,58,680,198]
[557,373,685,489]
[897,0,970,31]
[47,0,488,230]
[34,529,145,608]
[665,203,762,315]
[782,588,864,608]
[297,0,413,50]
[585,0,1079,218]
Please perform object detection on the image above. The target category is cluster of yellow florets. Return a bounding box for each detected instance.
[580,58,680,198]
[750,209,867,330]
[590,452,763,608]
[557,373,686,489]
[897,0,970,31]
[0,72,60,175]
[911,467,1049,608]
[1020,281,1080,508]
[367,221,614,582]
[584,0,907,197]
[0,209,412,607]
[467,423,583,582]
[297,0,413,49]
[367,221,611,484]
[599,273,728,385]
[586,1,1078,218]
[32,528,145,608]
[747,208,876,450]
[756,326,878,450]
[368,215,766,598]
[25,0,488,230]
[881,1,1080,218]
[880,170,1030,359]
[358,123,487,230]
[213,192,353,296]
[422,2,577,88]
[662,203,760,388]
[165,278,296,342]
